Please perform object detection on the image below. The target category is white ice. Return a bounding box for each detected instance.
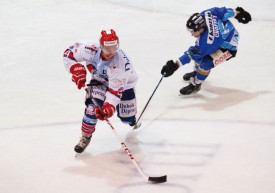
[0,0,275,193]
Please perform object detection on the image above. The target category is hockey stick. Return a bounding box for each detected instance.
[133,74,165,129]
[85,86,167,183]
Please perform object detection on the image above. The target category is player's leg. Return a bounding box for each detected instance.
[180,49,237,95]
[183,63,199,81]
[180,56,213,95]
[74,85,106,153]
[116,88,137,126]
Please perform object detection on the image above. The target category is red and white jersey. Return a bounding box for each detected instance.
[63,41,138,106]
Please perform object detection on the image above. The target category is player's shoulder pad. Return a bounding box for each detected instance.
[83,42,99,54]
[117,49,131,63]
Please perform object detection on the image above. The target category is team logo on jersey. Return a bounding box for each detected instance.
[85,45,98,53]
[205,11,219,44]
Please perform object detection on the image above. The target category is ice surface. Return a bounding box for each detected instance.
[0,0,275,193]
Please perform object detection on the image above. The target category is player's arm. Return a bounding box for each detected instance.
[161,41,221,77]
[200,7,234,21]
[160,46,199,78]
[178,41,217,65]
[95,60,132,120]
[201,7,251,24]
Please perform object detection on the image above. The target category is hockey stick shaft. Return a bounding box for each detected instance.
[104,118,148,180]
[134,75,165,126]
[84,87,166,183]
[104,118,166,183]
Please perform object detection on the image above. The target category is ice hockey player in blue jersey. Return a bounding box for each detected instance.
[161,7,252,95]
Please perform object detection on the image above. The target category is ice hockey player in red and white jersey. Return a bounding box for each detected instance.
[63,29,138,153]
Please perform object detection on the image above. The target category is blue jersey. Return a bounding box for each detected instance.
[179,7,239,65]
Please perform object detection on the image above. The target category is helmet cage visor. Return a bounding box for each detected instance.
[101,43,118,55]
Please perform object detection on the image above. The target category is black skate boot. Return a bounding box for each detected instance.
[130,118,142,129]
[180,77,201,95]
[183,71,196,81]
[74,136,91,153]
[129,118,136,127]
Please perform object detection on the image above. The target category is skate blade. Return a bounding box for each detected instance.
[133,122,142,130]
[178,90,200,96]
[75,153,81,158]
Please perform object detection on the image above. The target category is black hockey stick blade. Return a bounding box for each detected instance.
[148,175,167,183]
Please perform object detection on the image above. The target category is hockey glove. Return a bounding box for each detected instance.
[161,60,179,77]
[70,63,87,89]
[94,102,115,120]
[235,7,252,24]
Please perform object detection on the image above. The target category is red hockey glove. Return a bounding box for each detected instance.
[94,102,115,120]
[70,63,87,89]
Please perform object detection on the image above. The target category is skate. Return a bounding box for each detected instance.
[183,71,196,81]
[128,118,142,130]
[133,122,142,129]
[74,136,91,154]
[129,118,137,127]
[180,77,201,95]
